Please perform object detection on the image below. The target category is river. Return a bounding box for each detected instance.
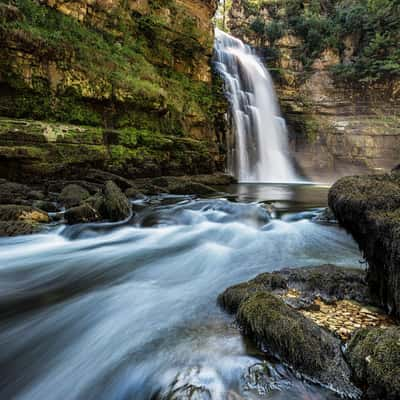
[0,183,361,400]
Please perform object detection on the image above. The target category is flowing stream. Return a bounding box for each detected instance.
[0,184,362,400]
[214,29,298,183]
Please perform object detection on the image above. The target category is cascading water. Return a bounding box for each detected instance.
[214,28,298,183]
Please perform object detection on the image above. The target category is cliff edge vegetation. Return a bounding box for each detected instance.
[0,0,227,180]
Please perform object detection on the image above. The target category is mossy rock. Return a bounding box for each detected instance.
[218,272,287,313]
[64,203,101,224]
[218,265,368,313]
[0,204,49,223]
[100,180,131,221]
[328,173,400,318]
[346,327,400,399]
[218,267,365,397]
[236,292,349,380]
[59,184,90,208]
[0,220,40,236]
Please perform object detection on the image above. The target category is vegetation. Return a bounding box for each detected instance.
[346,327,400,398]
[231,0,400,82]
[0,0,220,132]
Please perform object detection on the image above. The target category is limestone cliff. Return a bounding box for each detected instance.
[0,0,227,180]
[227,0,400,181]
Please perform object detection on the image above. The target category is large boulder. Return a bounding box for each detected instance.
[218,266,368,398]
[346,327,400,400]
[234,292,356,396]
[328,173,400,318]
[59,184,90,208]
[100,180,131,221]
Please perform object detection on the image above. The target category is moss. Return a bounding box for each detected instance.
[346,327,400,398]
[237,292,338,376]
[329,174,400,318]
[0,0,224,159]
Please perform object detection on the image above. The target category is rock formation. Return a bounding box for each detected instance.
[329,172,400,319]
[0,0,227,180]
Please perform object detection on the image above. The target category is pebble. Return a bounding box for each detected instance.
[282,292,396,341]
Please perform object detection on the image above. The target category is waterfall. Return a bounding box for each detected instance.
[214,28,298,183]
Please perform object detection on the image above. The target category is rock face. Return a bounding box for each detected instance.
[0,0,227,180]
[346,327,400,400]
[328,173,400,318]
[227,0,400,181]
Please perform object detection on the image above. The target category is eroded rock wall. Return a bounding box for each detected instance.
[0,0,227,180]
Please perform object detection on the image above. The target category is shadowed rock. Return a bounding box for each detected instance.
[59,184,90,208]
[329,173,400,318]
[346,326,400,400]
[100,180,131,221]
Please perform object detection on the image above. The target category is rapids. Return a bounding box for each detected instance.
[0,184,361,400]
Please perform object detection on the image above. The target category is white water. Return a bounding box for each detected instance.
[0,186,362,399]
[214,28,298,183]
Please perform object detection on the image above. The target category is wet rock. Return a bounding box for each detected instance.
[131,181,167,196]
[100,180,131,221]
[64,204,100,224]
[312,207,337,224]
[233,291,356,396]
[47,180,101,195]
[218,265,368,312]
[0,221,40,236]
[150,174,233,191]
[218,266,370,397]
[27,190,45,201]
[0,205,49,223]
[168,182,217,196]
[346,326,400,400]
[154,366,234,400]
[33,200,59,213]
[59,184,90,208]
[218,272,287,313]
[124,187,145,200]
[0,205,49,236]
[278,264,369,304]
[241,362,292,396]
[85,169,135,190]
[134,174,229,196]
[190,173,236,186]
[329,174,400,318]
[0,181,30,204]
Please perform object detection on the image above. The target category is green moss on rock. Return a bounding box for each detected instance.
[346,327,400,399]
[329,174,400,318]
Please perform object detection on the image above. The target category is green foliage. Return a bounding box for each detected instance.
[0,0,222,144]
[250,18,284,44]
[247,0,400,81]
